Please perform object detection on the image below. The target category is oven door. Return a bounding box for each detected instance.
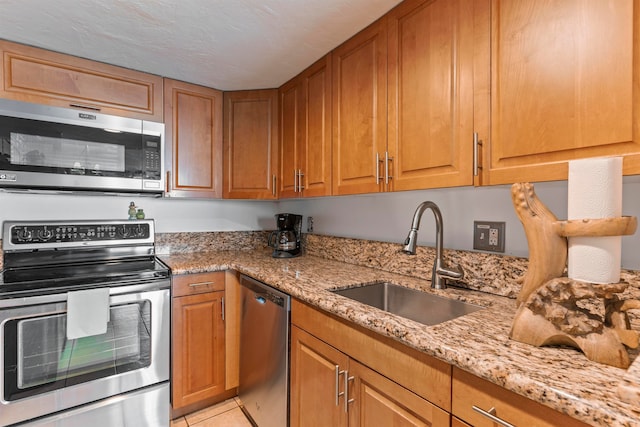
[0,285,169,427]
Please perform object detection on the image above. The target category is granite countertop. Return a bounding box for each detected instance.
[160,249,640,427]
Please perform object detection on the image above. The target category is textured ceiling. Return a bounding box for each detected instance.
[0,0,402,90]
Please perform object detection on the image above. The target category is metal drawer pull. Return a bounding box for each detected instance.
[472,405,515,427]
[335,365,345,406]
[344,371,354,413]
[188,281,215,288]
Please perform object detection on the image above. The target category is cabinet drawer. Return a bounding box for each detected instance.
[172,271,225,297]
[452,367,589,427]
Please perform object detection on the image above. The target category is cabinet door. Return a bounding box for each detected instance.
[279,55,333,199]
[223,89,278,199]
[290,326,349,427]
[477,0,640,185]
[0,40,163,121]
[172,291,226,409]
[301,55,333,197]
[387,0,474,191]
[348,360,450,427]
[279,77,303,199]
[164,79,223,198]
[332,19,388,195]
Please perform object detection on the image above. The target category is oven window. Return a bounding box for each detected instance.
[3,301,151,401]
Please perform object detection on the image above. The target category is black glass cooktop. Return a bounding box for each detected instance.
[0,257,170,298]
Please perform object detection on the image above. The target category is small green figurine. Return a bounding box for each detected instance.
[128,202,137,220]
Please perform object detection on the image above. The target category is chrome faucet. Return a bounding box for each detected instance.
[402,201,464,289]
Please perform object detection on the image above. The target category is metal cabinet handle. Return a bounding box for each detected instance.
[272,175,277,196]
[375,153,381,184]
[344,370,355,412]
[221,297,225,321]
[188,281,215,288]
[297,169,305,191]
[473,132,482,177]
[165,171,171,195]
[335,365,345,406]
[472,405,515,427]
[385,151,393,185]
[293,170,298,192]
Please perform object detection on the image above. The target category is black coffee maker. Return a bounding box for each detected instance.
[268,213,302,258]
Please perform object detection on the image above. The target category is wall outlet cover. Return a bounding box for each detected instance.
[473,221,505,253]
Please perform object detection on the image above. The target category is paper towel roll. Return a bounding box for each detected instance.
[567,157,622,283]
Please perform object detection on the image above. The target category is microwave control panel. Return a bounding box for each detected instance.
[143,138,162,179]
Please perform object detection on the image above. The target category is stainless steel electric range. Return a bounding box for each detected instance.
[0,219,170,427]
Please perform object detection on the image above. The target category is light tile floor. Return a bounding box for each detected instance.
[171,397,253,427]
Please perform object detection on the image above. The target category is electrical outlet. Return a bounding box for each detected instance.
[307,216,314,233]
[473,221,505,253]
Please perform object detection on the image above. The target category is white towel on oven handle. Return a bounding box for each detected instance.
[66,288,111,339]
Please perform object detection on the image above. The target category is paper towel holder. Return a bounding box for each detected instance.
[509,182,640,368]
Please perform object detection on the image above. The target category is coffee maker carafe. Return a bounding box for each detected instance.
[268,213,302,258]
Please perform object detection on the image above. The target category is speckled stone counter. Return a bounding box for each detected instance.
[160,248,640,427]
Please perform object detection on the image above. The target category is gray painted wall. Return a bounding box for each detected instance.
[0,192,278,233]
[2,176,639,269]
[279,177,640,270]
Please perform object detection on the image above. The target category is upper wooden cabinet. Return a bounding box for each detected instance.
[164,79,223,198]
[279,55,332,198]
[332,0,475,196]
[387,0,475,191]
[0,40,163,121]
[223,89,278,199]
[332,19,388,196]
[476,0,640,185]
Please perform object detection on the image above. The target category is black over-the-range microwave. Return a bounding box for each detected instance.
[0,98,164,195]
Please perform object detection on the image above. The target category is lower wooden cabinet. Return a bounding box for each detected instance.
[291,300,451,427]
[171,272,229,413]
[348,357,450,426]
[290,326,349,427]
[452,367,590,427]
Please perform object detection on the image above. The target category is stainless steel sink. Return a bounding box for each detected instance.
[332,282,483,326]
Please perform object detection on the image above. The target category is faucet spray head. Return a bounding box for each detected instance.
[402,229,418,255]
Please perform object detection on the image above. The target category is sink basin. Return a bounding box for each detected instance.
[332,282,483,326]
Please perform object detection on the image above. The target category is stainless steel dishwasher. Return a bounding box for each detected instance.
[238,275,290,427]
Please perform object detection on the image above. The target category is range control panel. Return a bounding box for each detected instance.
[3,220,155,250]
